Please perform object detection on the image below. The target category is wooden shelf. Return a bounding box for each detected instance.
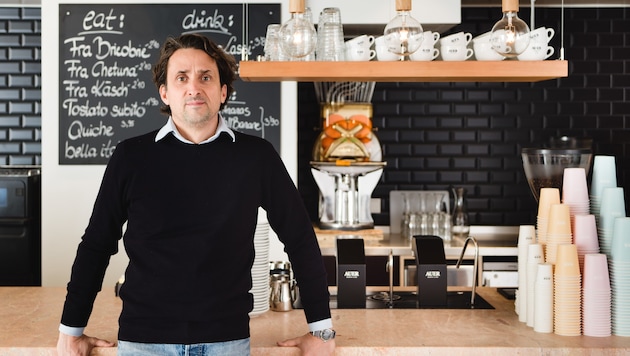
[238,60,568,83]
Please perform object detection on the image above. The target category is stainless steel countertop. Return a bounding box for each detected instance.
[316,225,519,258]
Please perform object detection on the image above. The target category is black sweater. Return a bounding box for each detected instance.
[60,130,330,344]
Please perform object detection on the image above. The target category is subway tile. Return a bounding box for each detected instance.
[399,157,424,170]
[465,171,488,183]
[454,104,476,115]
[427,104,450,115]
[8,20,33,33]
[411,116,437,128]
[440,117,464,129]
[412,171,438,184]
[399,129,425,142]
[424,131,449,142]
[0,61,20,73]
[466,144,489,155]
[0,8,20,19]
[586,102,611,116]
[7,74,32,87]
[8,47,33,60]
[436,171,461,183]
[21,88,40,100]
[0,89,20,100]
[452,157,475,169]
[21,142,40,154]
[452,130,476,142]
[426,158,449,169]
[8,155,33,165]
[412,144,438,155]
[8,128,32,141]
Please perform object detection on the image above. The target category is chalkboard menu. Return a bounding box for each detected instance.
[59,3,281,164]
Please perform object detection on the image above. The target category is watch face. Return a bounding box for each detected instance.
[321,329,335,340]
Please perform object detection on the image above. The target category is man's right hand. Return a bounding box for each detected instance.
[56,332,115,356]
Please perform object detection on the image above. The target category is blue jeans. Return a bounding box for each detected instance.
[117,338,250,356]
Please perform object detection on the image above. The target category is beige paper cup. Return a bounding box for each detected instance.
[554,243,581,277]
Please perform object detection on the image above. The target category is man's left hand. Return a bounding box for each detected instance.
[277,332,336,356]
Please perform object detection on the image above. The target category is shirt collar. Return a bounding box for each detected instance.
[155,113,236,144]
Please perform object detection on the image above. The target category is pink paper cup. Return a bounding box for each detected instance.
[562,168,589,203]
[573,214,599,251]
[582,253,610,291]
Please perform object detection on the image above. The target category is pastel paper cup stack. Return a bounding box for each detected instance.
[610,217,630,336]
[545,203,573,264]
[553,243,582,336]
[537,188,560,246]
[582,253,611,337]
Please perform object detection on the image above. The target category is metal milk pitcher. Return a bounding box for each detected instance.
[270,276,295,312]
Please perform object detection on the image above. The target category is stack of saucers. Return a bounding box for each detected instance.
[598,187,626,257]
[554,243,582,336]
[249,220,270,317]
[582,253,611,337]
[537,188,560,246]
[590,155,617,221]
[546,203,573,264]
[610,217,630,336]
[572,214,600,272]
[562,168,590,230]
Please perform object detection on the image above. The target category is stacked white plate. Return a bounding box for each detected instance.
[249,221,270,317]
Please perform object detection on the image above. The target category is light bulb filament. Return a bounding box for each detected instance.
[505,17,516,45]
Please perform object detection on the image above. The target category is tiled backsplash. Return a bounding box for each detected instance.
[0,6,40,166]
[298,7,630,227]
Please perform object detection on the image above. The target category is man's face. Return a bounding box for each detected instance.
[159,48,227,128]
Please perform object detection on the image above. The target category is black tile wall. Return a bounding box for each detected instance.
[298,7,630,228]
[0,7,41,166]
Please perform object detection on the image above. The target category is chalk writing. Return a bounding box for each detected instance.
[59,4,280,164]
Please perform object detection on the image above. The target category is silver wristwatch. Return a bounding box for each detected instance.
[310,328,336,342]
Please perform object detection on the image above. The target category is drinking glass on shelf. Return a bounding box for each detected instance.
[452,187,470,239]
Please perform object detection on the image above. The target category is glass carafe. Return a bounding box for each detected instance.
[451,187,470,239]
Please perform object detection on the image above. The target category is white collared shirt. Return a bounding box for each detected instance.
[155,113,236,144]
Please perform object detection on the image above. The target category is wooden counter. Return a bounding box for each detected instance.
[1,287,629,355]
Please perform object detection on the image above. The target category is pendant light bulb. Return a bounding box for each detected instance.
[384,0,423,56]
[490,0,530,58]
[279,0,317,59]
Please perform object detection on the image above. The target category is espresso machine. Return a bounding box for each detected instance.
[310,82,385,230]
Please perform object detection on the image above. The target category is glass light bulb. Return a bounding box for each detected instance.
[490,11,530,58]
[383,11,423,56]
[279,13,317,59]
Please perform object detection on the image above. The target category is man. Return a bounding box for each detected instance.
[57,33,335,356]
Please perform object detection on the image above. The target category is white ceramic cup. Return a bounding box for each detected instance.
[472,31,493,44]
[409,47,439,61]
[473,41,505,61]
[529,27,555,44]
[421,30,440,46]
[345,45,376,61]
[375,36,402,61]
[439,31,473,47]
[345,34,375,49]
[440,46,473,61]
[517,44,554,61]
